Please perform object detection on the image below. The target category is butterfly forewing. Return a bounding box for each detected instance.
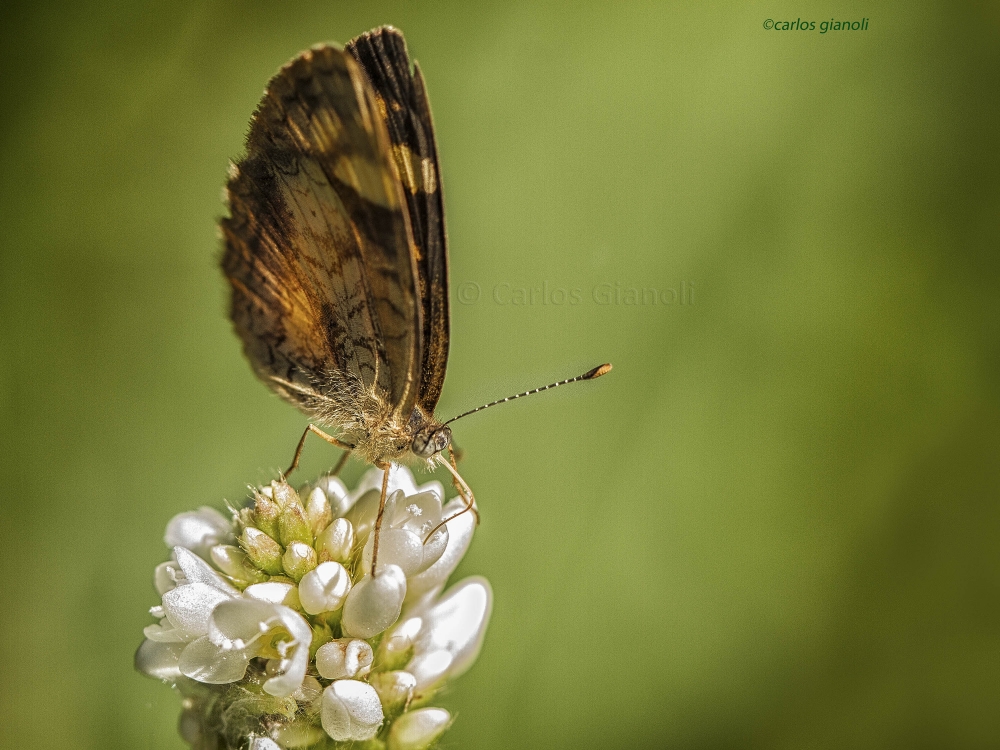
[221,44,423,419]
[347,27,451,414]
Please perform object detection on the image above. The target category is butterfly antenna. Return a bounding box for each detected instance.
[444,363,612,426]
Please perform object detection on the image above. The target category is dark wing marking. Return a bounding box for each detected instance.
[221,44,422,419]
[347,26,450,414]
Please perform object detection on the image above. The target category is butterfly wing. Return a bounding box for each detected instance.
[347,27,451,415]
[221,44,422,421]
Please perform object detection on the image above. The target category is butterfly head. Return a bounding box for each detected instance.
[411,424,452,459]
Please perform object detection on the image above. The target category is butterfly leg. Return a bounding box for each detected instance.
[422,452,479,544]
[447,446,479,524]
[285,424,354,479]
[370,462,391,576]
[329,450,351,477]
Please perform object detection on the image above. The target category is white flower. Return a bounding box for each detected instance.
[321,679,384,741]
[342,564,408,638]
[298,561,351,614]
[143,547,239,643]
[316,638,374,679]
[165,507,234,560]
[388,707,452,750]
[140,550,312,695]
[138,465,490,748]
[369,670,418,711]
[188,598,311,697]
[390,576,493,689]
[404,494,478,606]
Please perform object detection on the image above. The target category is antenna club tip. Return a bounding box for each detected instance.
[584,363,613,379]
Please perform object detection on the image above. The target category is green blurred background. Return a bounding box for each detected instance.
[2,1,998,748]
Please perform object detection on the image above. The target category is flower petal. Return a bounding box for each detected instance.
[165,507,233,559]
[162,582,233,637]
[309,475,351,516]
[208,597,280,648]
[342,564,407,639]
[245,581,301,609]
[408,577,492,688]
[346,466,443,524]
[388,707,452,750]
[315,639,373,680]
[154,561,180,595]
[361,527,424,576]
[134,639,185,681]
[320,680,384,741]
[316,518,355,563]
[346,489,403,542]
[404,498,477,605]
[174,546,240,596]
[389,490,444,534]
[178,636,251,684]
[416,525,448,575]
[369,670,416,712]
[299,562,351,615]
[143,621,188,643]
[272,722,326,748]
[263,605,312,697]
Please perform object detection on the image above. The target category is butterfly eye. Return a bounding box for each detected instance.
[432,426,452,453]
[411,426,451,458]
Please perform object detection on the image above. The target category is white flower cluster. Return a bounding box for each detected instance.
[136,466,491,750]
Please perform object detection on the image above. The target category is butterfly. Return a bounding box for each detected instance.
[220,26,610,573]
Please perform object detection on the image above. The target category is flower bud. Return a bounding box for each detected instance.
[321,680,383,741]
[244,581,300,609]
[341,564,407,639]
[269,480,295,508]
[210,544,268,585]
[240,527,284,575]
[361,527,424,576]
[164,507,234,560]
[291,674,324,704]
[272,721,326,748]
[252,491,282,539]
[298,561,351,615]
[377,616,421,671]
[316,518,354,563]
[315,638,373,679]
[278,499,313,547]
[304,486,333,535]
[369,670,416,713]
[388,707,452,750]
[209,544,246,578]
[282,541,317,581]
[312,475,351,516]
[345,489,402,541]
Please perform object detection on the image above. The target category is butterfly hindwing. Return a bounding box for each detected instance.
[221,44,423,418]
[347,27,451,415]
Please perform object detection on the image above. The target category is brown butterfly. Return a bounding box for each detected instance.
[220,26,610,573]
